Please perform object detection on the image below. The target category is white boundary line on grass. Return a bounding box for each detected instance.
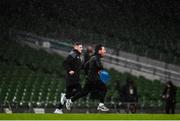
[0,120,180,121]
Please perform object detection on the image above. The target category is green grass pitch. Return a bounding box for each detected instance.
[0,114,180,120]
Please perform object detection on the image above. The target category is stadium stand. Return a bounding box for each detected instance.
[3,0,179,66]
[0,39,65,108]
[0,0,180,113]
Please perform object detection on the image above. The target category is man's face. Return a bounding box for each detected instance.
[167,84,171,88]
[99,46,106,57]
[87,46,93,56]
[75,45,83,54]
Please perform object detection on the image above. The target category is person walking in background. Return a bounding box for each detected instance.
[121,78,138,113]
[54,42,83,114]
[162,81,177,114]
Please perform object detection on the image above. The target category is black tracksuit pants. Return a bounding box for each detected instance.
[71,80,107,103]
[165,101,176,114]
[58,83,82,109]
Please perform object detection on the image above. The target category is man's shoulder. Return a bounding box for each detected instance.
[69,50,77,58]
[89,55,97,61]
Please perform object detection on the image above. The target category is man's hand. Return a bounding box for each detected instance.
[162,95,166,99]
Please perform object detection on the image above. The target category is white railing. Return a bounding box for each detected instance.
[11,30,180,86]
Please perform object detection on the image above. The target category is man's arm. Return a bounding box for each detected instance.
[63,55,74,74]
[95,57,103,70]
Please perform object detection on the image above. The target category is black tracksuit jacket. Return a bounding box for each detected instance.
[87,54,103,83]
[63,49,82,86]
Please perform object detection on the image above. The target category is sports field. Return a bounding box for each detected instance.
[0,114,180,120]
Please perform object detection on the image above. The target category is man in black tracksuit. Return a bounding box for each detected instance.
[54,42,83,114]
[66,44,109,111]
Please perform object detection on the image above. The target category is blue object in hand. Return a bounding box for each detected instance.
[99,70,111,84]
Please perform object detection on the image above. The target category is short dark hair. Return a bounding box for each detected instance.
[74,42,82,46]
[87,46,93,53]
[167,81,173,87]
[95,44,103,54]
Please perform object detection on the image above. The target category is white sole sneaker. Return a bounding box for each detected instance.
[97,106,109,111]
[66,99,72,110]
[60,93,66,105]
[54,109,63,114]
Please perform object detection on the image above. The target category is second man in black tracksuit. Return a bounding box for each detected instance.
[66,44,109,111]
